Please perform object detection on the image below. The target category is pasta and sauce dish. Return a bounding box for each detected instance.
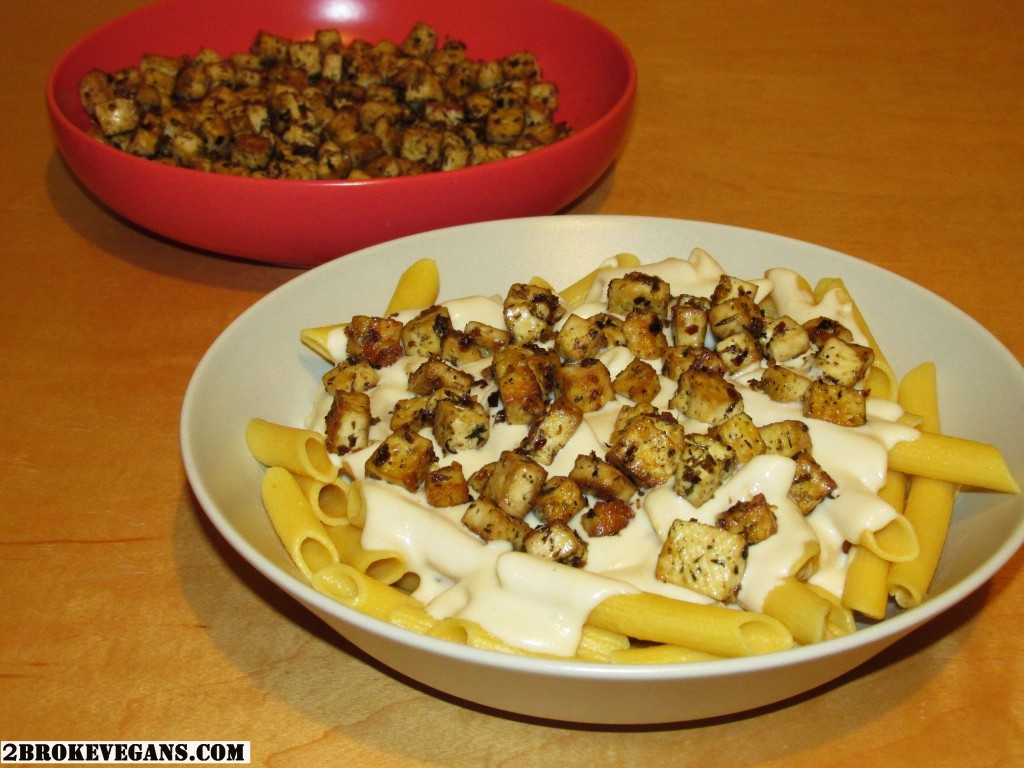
[245,248,1019,663]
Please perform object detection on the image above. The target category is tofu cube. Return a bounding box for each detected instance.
[609,403,660,444]
[673,434,737,507]
[461,498,531,550]
[485,107,525,144]
[432,396,490,454]
[440,331,487,367]
[322,361,380,394]
[407,356,474,396]
[568,452,638,503]
[670,371,745,426]
[761,315,811,363]
[523,522,588,567]
[519,397,583,465]
[424,462,471,507]
[93,97,140,136]
[621,309,669,360]
[710,274,760,304]
[389,396,431,432]
[661,346,727,381]
[503,282,565,344]
[606,413,686,488]
[758,420,813,457]
[708,295,765,340]
[482,450,548,519]
[607,272,672,318]
[345,315,405,368]
[612,357,662,404]
[324,391,372,455]
[803,316,855,347]
[533,476,586,524]
[463,321,510,354]
[752,363,813,403]
[803,379,867,427]
[715,330,764,373]
[579,498,635,537]
[789,450,838,514]
[716,493,778,545]
[655,519,747,602]
[401,306,452,357]
[591,313,627,348]
[555,358,615,414]
[669,294,711,347]
[493,346,548,425]
[555,314,605,362]
[364,428,438,492]
[814,336,876,387]
[708,412,767,464]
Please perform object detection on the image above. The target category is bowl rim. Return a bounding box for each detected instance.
[44,0,638,191]
[180,213,1024,684]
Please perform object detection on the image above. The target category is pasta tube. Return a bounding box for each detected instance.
[761,577,851,645]
[246,418,338,483]
[326,523,411,586]
[261,467,340,580]
[841,547,890,620]
[608,645,722,665]
[292,475,350,526]
[887,430,1019,494]
[385,258,440,315]
[558,252,642,308]
[311,562,420,621]
[299,323,346,363]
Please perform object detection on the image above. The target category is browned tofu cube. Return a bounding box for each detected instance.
[591,313,627,348]
[463,321,510,354]
[568,452,637,503]
[486,107,525,144]
[655,519,747,602]
[711,274,759,304]
[93,97,140,136]
[555,314,604,362]
[400,21,438,58]
[440,331,487,366]
[708,295,765,341]
[493,346,548,425]
[482,450,548,519]
[803,379,867,427]
[389,396,431,432]
[758,420,813,457]
[322,361,380,394]
[716,493,778,545]
[621,309,669,360]
[612,358,662,404]
[609,402,660,444]
[425,462,471,507]
[715,330,764,373]
[607,272,672,318]
[814,336,875,387]
[432,396,489,455]
[803,316,854,347]
[461,497,531,550]
[533,476,586,524]
[579,498,635,537]
[345,315,405,368]
[79,69,113,115]
[708,412,767,464]
[606,413,686,488]
[673,434,737,507]
[670,371,744,426]
[251,30,291,64]
[761,315,811,363]
[401,306,451,357]
[407,356,474,396]
[669,294,711,347]
[364,428,437,492]
[789,450,837,514]
[503,283,565,344]
[523,522,588,567]
[555,358,614,413]
[752,363,812,403]
[661,346,727,381]
[519,397,583,465]
[325,390,371,455]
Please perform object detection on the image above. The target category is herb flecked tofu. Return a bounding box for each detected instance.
[606,412,686,488]
[432,395,490,455]
[568,452,637,503]
[364,428,438,492]
[656,518,747,602]
[789,450,838,514]
[813,336,875,387]
[606,272,672,318]
[345,315,405,368]
[324,390,372,455]
[519,397,583,466]
[482,450,548,519]
[670,370,744,426]
[523,522,588,567]
[803,379,867,427]
[673,434,737,507]
[502,283,565,345]
[492,346,548,425]
[424,462,471,508]
[555,358,615,413]
[462,497,531,550]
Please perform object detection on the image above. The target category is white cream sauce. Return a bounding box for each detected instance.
[308,251,920,656]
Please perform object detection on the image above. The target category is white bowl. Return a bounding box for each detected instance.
[180,215,1024,723]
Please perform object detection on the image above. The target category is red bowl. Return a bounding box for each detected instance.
[46,0,636,266]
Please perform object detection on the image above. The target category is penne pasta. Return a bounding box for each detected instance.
[557,252,642,308]
[311,562,420,621]
[299,323,347,363]
[887,430,1019,494]
[575,625,633,663]
[858,514,918,563]
[292,474,350,526]
[326,523,411,586]
[841,547,890,620]
[261,467,340,580]
[761,577,839,645]
[246,418,338,483]
[608,644,723,665]
[385,258,441,315]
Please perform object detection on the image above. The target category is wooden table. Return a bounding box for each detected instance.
[3,0,1021,764]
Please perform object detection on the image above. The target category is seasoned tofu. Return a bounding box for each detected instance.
[716,493,778,545]
[462,497,531,550]
[568,452,637,503]
[93,97,140,136]
[492,346,548,425]
[322,361,380,394]
[758,419,813,457]
[611,357,661,404]
[579,498,635,537]
[789,450,838,514]
[555,314,605,362]
[523,522,588,567]
[519,397,583,465]
[432,395,490,454]
[803,316,854,347]
[555,358,614,413]
[708,412,767,464]
[710,274,759,304]
[609,402,660,444]
[591,312,627,348]
[486,107,525,144]
[389,396,431,432]
[345,315,405,368]
[673,434,737,507]
[669,294,711,347]
[324,390,372,455]
[661,346,727,381]
[606,413,686,488]
[440,330,487,366]
[621,309,669,360]
[364,428,438,492]
[814,336,875,387]
[670,370,744,426]
[655,518,747,602]
[715,330,764,373]
[607,272,672,318]
[803,379,867,427]
[503,283,565,344]
[401,305,452,357]
[407,356,474,396]
[751,363,812,403]
[532,476,586,524]
[463,320,510,355]
[708,295,766,341]
[760,315,811,363]
[424,462,471,507]
[482,450,548,519]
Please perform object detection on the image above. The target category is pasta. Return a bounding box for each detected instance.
[246,248,1019,663]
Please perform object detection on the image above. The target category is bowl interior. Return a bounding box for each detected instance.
[181,215,1024,723]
